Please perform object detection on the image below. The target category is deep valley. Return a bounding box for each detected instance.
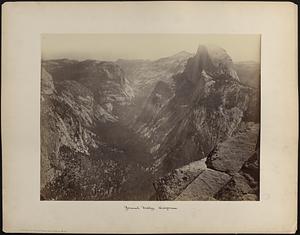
[41,45,260,201]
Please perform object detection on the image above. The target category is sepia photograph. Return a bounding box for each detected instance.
[41,34,261,201]
[2,2,297,233]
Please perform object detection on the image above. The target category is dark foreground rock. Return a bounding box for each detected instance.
[153,158,207,200]
[175,169,231,200]
[206,122,259,174]
[215,141,260,201]
[153,123,260,201]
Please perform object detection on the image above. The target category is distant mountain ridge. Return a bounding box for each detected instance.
[234,61,260,88]
[116,50,193,91]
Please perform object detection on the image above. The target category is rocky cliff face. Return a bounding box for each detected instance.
[41,61,153,200]
[136,45,259,175]
[42,59,134,122]
[135,80,174,125]
[41,68,99,196]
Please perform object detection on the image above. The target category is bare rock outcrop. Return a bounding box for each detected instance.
[206,122,259,173]
[153,158,207,200]
[215,137,260,200]
[153,122,260,201]
[175,169,231,200]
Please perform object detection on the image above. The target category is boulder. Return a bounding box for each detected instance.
[175,169,231,201]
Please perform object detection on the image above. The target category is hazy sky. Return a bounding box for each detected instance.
[42,34,260,62]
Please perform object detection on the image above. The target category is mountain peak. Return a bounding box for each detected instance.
[196,44,228,60]
[193,44,239,81]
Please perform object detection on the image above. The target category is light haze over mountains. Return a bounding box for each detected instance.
[42,34,260,62]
